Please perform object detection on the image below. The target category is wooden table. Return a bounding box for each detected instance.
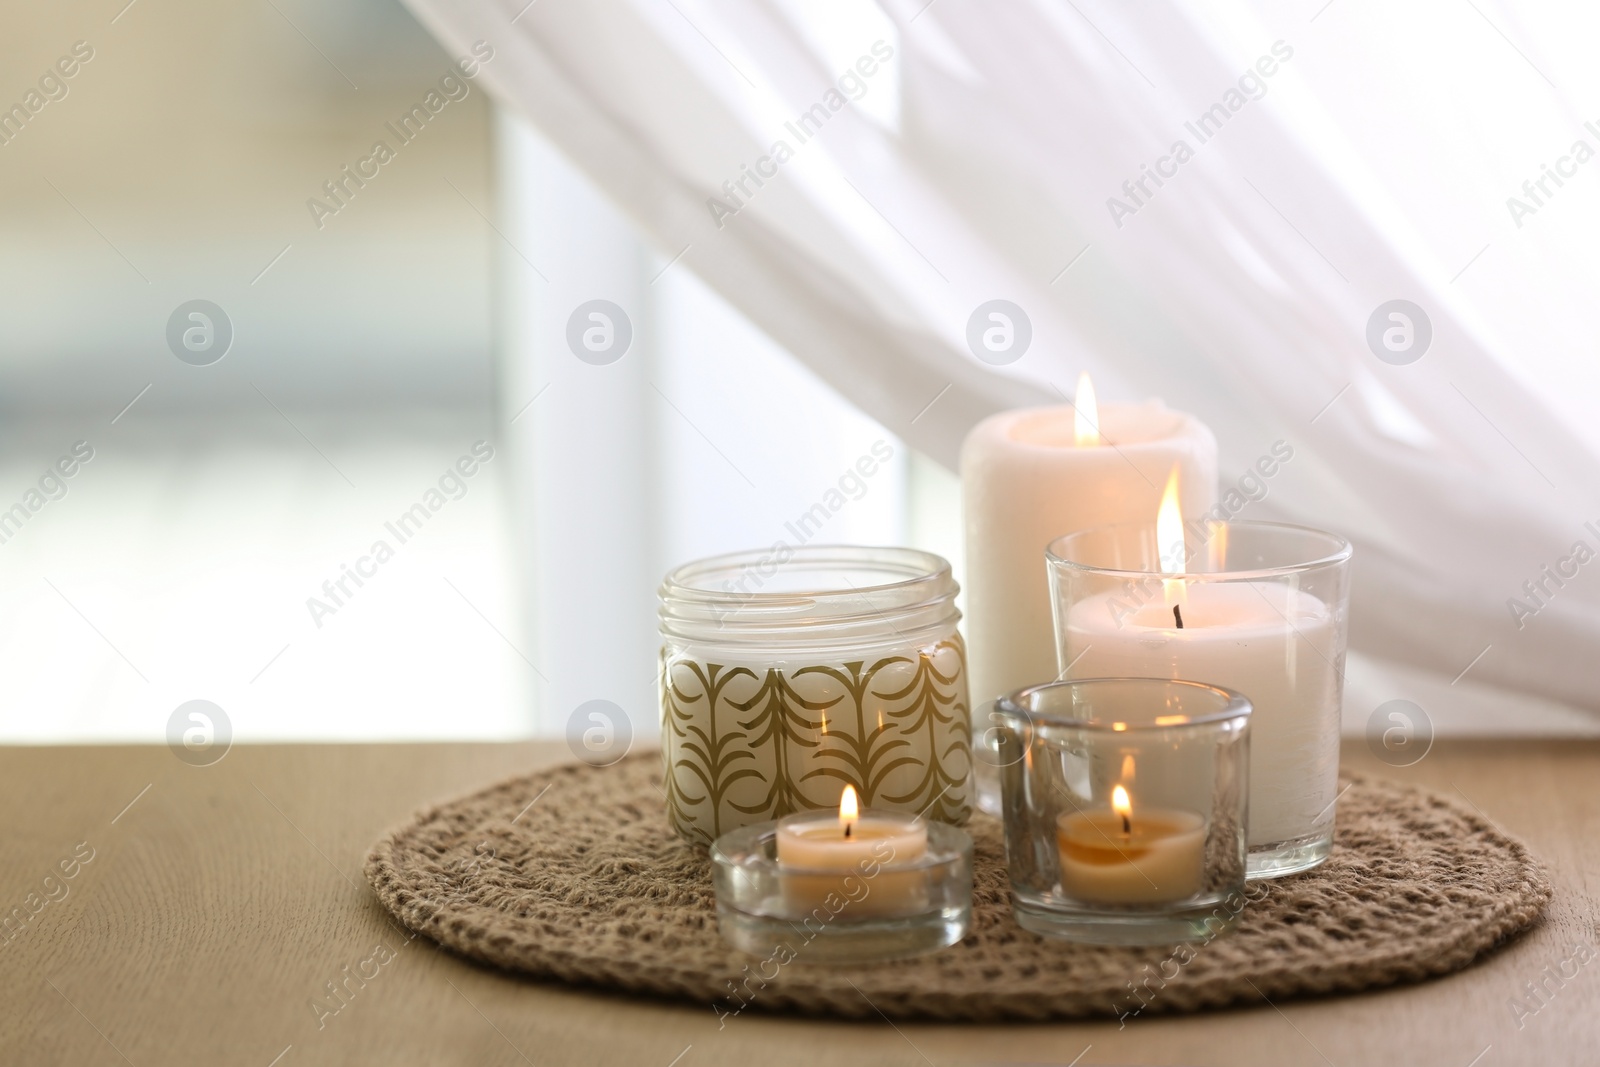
[4,740,1595,1066]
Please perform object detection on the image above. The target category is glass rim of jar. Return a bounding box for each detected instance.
[659,543,960,643]
[995,677,1252,732]
[1045,519,1351,582]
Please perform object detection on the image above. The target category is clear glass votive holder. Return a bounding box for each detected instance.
[995,679,1250,945]
[709,811,973,964]
[1046,520,1351,879]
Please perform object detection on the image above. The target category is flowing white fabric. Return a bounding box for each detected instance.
[402,0,1600,711]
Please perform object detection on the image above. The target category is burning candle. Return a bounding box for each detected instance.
[1050,474,1347,872]
[710,785,975,961]
[994,678,1250,943]
[1056,783,1206,905]
[961,377,1218,725]
[775,786,929,916]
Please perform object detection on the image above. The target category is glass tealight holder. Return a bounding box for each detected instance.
[995,679,1250,945]
[709,806,973,964]
[1046,520,1351,879]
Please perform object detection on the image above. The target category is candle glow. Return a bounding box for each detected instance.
[1073,372,1101,447]
[839,784,859,838]
[1111,784,1133,837]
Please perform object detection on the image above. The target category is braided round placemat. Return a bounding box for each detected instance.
[364,754,1549,1021]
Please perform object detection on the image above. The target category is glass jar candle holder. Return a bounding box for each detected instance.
[1046,520,1350,879]
[658,546,972,846]
[710,805,973,963]
[995,679,1250,945]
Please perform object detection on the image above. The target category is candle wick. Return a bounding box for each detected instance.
[1120,813,1131,837]
[843,822,853,840]
[1173,604,1184,629]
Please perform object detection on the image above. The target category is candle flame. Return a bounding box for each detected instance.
[1073,372,1101,447]
[1157,466,1188,612]
[1111,784,1133,834]
[839,784,859,833]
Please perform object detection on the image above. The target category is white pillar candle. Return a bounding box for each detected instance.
[961,383,1218,707]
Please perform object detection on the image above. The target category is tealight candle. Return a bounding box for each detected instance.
[1057,785,1205,905]
[993,678,1250,945]
[710,785,974,962]
[776,786,929,917]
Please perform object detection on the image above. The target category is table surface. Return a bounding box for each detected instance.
[4,740,1596,1067]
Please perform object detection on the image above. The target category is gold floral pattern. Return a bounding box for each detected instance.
[660,635,972,845]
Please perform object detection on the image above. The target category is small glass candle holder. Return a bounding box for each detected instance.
[709,791,973,964]
[1046,519,1350,879]
[995,679,1250,945]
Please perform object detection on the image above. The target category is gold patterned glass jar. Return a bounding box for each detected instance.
[658,545,972,845]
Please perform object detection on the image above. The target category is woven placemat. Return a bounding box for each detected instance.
[364,755,1550,1021]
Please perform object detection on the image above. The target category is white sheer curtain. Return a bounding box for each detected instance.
[404,0,1600,712]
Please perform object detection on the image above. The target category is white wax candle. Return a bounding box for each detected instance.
[1063,583,1340,848]
[961,398,1217,707]
[775,792,929,916]
[1057,807,1206,905]
[774,815,927,869]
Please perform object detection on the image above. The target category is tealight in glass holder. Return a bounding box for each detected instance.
[995,679,1250,945]
[709,787,973,964]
